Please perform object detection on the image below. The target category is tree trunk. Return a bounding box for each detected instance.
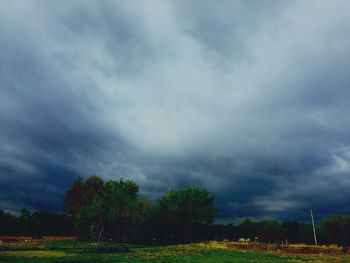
[97,226,104,242]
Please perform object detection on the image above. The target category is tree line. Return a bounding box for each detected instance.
[62,176,217,243]
[1,175,350,245]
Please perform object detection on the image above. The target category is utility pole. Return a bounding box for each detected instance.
[310,209,317,245]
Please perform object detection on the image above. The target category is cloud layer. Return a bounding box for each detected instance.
[1,0,350,221]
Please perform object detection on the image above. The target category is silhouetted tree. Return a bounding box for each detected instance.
[281,220,300,243]
[128,198,152,243]
[256,220,282,242]
[20,208,31,235]
[238,219,256,240]
[30,211,74,236]
[155,187,217,243]
[63,177,84,218]
[321,215,350,246]
[0,210,19,235]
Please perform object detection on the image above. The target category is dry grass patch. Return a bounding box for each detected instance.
[0,250,76,258]
[201,241,345,255]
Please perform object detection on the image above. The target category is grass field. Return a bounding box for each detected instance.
[1,241,350,262]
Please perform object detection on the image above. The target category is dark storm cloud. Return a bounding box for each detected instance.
[1,0,350,221]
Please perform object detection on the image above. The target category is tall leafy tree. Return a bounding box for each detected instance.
[63,176,144,241]
[103,179,139,241]
[63,177,84,218]
[82,175,104,206]
[156,187,217,242]
[129,198,152,242]
[63,176,104,239]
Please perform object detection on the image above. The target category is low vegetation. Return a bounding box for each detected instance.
[0,240,350,262]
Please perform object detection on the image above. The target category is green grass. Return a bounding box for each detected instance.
[0,241,350,262]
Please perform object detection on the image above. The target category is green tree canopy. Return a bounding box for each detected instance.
[157,187,217,226]
[63,176,145,241]
[155,187,217,242]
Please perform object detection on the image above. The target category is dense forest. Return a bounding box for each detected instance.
[1,176,350,246]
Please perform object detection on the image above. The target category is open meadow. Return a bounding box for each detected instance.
[1,240,350,263]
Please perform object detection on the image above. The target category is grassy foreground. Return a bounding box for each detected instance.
[1,241,350,262]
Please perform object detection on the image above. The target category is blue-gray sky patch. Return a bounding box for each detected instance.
[0,0,350,221]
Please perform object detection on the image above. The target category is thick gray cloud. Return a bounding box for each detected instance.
[1,0,350,221]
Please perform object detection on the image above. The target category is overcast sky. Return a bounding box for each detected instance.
[1,0,350,222]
